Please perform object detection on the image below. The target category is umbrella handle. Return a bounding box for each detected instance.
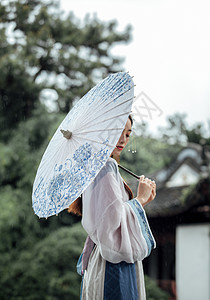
[118,164,140,180]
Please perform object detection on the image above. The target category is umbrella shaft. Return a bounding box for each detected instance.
[118,164,140,180]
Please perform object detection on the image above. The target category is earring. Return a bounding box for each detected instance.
[128,130,137,153]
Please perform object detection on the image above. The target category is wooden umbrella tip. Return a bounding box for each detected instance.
[60,129,72,140]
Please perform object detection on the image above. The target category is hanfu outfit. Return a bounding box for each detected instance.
[77,157,156,300]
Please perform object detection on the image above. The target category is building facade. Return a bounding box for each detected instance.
[133,143,210,299]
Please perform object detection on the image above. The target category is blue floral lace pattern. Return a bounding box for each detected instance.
[83,72,134,106]
[128,199,156,256]
[33,142,109,218]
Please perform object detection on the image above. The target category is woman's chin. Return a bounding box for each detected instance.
[111,149,121,160]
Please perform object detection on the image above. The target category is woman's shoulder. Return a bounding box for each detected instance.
[103,157,118,174]
[96,157,118,180]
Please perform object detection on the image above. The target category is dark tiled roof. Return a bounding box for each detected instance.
[144,185,191,217]
[148,157,201,189]
[145,177,210,217]
[123,143,210,218]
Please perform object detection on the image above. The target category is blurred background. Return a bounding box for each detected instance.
[0,0,209,299]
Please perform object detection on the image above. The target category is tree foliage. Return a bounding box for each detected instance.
[0,0,131,140]
[158,113,210,145]
[120,135,182,178]
[144,275,169,300]
[0,223,87,300]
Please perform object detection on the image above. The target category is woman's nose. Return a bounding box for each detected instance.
[119,133,126,144]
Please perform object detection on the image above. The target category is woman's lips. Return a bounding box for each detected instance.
[116,146,124,151]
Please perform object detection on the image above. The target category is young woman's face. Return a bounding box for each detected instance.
[111,118,132,157]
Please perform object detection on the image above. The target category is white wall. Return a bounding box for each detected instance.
[166,164,200,187]
[176,224,210,300]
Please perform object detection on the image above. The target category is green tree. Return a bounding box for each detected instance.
[120,134,182,180]
[0,0,131,141]
[158,113,210,145]
[145,275,169,300]
[0,223,87,300]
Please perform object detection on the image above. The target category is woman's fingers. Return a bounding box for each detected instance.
[140,176,155,184]
[137,176,156,206]
[139,175,145,181]
[150,186,156,199]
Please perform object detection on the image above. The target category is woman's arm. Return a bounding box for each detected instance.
[81,160,156,264]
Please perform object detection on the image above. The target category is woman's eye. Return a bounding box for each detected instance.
[126,134,130,138]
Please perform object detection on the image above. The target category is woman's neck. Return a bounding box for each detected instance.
[110,154,120,164]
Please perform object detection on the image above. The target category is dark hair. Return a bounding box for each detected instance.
[128,114,133,126]
[68,196,82,216]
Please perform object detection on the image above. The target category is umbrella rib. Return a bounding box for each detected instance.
[92,84,134,112]
[41,141,68,174]
[74,111,132,135]
[89,72,133,110]
[81,88,134,126]
[100,88,134,109]
[73,135,115,147]
[41,132,80,171]
[99,97,133,115]
[73,98,134,135]
[71,73,132,122]
[74,127,125,135]
[73,82,134,133]
[38,107,132,177]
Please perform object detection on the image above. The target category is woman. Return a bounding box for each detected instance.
[69,115,156,300]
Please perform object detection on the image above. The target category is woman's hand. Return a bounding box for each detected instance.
[136,175,156,206]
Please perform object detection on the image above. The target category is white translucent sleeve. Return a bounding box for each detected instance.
[81,161,156,263]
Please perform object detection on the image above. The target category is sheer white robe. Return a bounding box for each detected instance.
[80,157,156,299]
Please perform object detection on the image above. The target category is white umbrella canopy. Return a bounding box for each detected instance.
[32,72,135,218]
